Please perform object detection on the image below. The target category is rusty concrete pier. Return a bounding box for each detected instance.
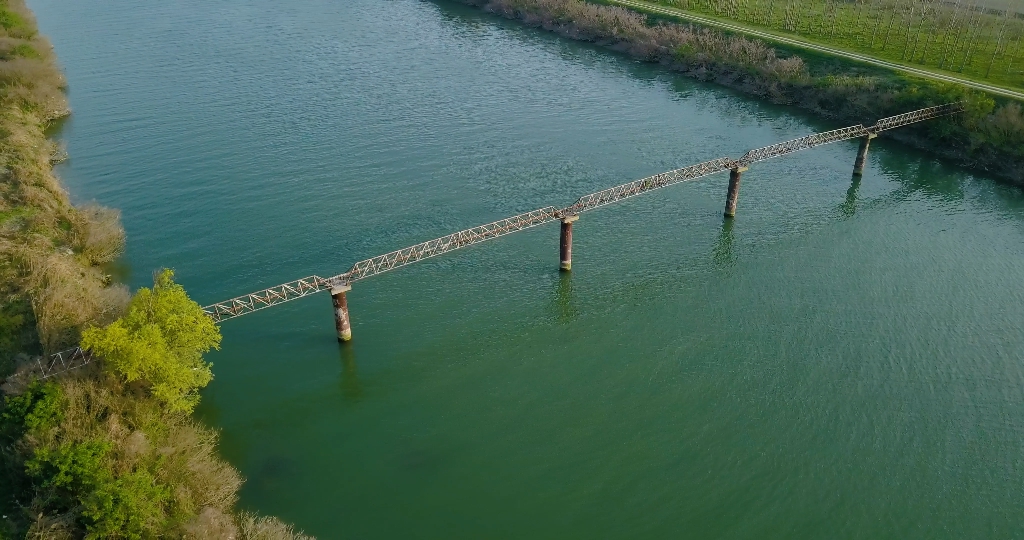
[194,103,962,347]
[559,215,579,271]
[723,166,748,218]
[16,104,964,377]
[853,133,877,176]
[330,284,353,342]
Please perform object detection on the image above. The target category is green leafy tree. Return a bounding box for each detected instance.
[81,269,220,413]
[0,380,63,439]
[26,440,168,539]
[81,469,168,539]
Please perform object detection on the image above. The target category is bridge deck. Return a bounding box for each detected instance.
[12,103,962,381]
[202,103,961,322]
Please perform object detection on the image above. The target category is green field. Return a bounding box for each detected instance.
[649,0,1024,89]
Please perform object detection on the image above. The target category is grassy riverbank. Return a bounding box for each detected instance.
[640,0,1024,92]
[0,1,311,537]
[450,0,1024,185]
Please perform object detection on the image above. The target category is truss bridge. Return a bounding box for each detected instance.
[203,103,961,331]
[15,103,962,381]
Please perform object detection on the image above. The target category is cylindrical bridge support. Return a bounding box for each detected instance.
[853,133,877,176]
[724,166,748,218]
[559,215,579,271]
[330,284,353,342]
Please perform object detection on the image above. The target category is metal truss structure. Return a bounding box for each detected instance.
[6,347,94,381]
[12,103,962,382]
[736,124,869,166]
[560,157,736,215]
[202,208,565,321]
[331,207,562,286]
[870,102,963,132]
[199,103,963,323]
[205,276,331,322]
[733,102,963,167]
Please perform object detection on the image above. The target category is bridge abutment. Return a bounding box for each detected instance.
[853,133,877,176]
[559,215,578,271]
[331,284,353,342]
[724,166,747,218]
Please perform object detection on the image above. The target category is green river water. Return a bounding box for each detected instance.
[29,0,1024,537]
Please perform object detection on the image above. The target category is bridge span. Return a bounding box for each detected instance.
[202,103,962,336]
[18,103,962,379]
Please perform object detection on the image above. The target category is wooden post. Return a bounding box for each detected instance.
[853,133,877,176]
[724,166,748,218]
[330,284,352,342]
[559,215,579,271]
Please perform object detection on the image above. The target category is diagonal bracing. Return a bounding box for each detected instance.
[14,103,964,381]
[199,103,963,323]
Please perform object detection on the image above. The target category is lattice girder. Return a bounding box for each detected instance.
[329,206,561,286]
[204,276,331,322]
[13,103,965,383]
[737,125,869,166]
[198,103,963,324]
[871,102,964,132]
[560,157,736,215]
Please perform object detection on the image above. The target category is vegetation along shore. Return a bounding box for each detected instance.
[449,0,1024,185]
[631,0,1024,93]
[2,0,1022,537]
[0,0,311,537]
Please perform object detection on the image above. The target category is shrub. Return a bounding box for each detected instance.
[78,205,126,265]
[24,439,170,539]
[237,512,315,540]
[81,269,221,413]
[0,379,63,439]
[27,250,130,353]
[80,468,168,539]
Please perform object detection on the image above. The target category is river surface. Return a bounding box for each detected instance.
[29,0,1024,537]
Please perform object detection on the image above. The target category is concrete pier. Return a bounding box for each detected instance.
[559,215,579,271]
[724,166,748,218]
[330,284,353,342]
[852,133,877,176]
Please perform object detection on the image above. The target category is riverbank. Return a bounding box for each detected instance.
[0,0,310,537]
[447,0,1024,186]
[606,0,1024,101]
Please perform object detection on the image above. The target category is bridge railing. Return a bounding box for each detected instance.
[559,157,736,216]
[737,124,868,166]
[871,102,964,132]
[205,275,331,322]
[6,346,93,381]
[328,206,562,287]
[6,102,966,384]
[199,103,964,322]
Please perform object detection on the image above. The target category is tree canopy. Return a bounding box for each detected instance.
[81,269,220,413]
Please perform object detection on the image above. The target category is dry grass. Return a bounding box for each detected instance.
[6,375,310,538]
[481,0,810,98]
[0,2,312,537]
[22,252,129,352]
[0,0,126,363]
[236,512,315,540]
[77,205,125,265]
[48,378,242,505]
[184,507,239,539]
